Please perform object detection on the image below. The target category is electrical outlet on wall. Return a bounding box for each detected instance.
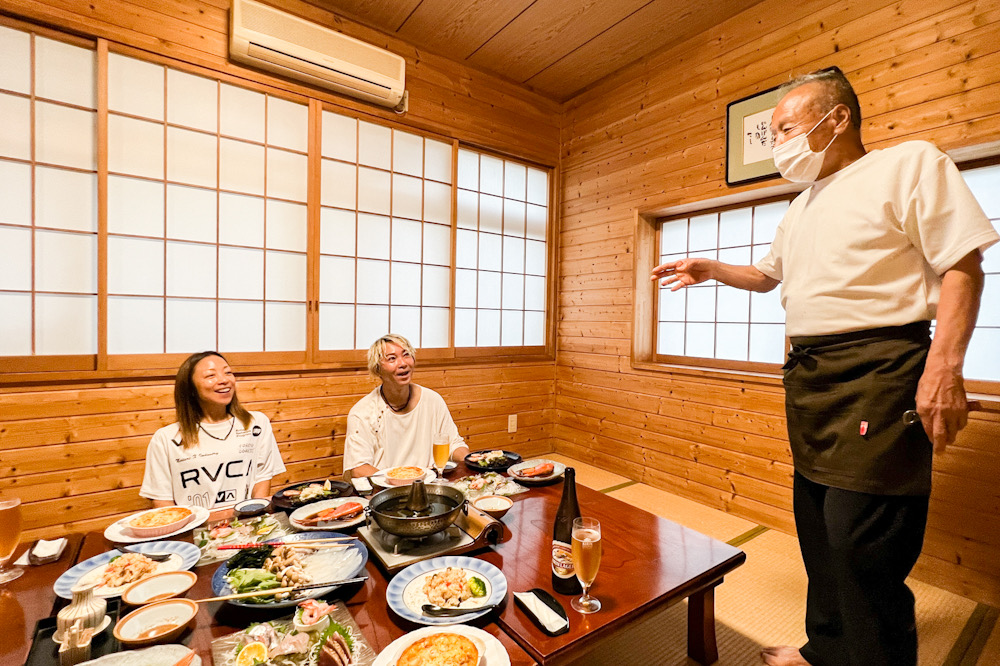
[508,414,517,433]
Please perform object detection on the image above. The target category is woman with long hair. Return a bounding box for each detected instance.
[139,351,285,511]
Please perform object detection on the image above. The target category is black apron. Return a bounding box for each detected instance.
[783,321,933,496]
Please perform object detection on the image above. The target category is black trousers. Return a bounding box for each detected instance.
[795,472,929,666]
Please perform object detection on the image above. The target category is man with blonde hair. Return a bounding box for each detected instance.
[344,334,469,478]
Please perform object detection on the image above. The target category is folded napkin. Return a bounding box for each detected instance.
[514,590,569,634]
[15,538,67,565]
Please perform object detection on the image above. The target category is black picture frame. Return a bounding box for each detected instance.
[725,83,786,186]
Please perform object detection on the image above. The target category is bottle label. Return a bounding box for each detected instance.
[552,540,575,578]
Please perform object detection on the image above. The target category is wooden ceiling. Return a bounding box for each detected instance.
[307,0,767,102]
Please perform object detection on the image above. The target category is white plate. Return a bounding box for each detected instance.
[369,467,436,488]
[386,556,507,626]
[506,459,566,485]
[54,541,201,599]
[79,644,201,666]
[104,506,210,544]
[289,497,369,531]
[374,625,510,666]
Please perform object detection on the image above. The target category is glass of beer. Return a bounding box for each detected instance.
[571,516,602,613]
[0,498,24,584]
[432,433,450,482]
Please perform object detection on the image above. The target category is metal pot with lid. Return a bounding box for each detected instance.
[366,479,467,538]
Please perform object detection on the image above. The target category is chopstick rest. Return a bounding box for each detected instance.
[514,589,569,635]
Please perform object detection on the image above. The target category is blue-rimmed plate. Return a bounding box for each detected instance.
[54,541,200,599]
[386,556,507,626]
[211,530,368,608]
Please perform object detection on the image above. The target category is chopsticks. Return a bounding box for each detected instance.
[195,576,369,603]
[218,537,357,550]
[170,648,197,666]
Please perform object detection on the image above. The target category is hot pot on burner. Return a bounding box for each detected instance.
[365,479,467,538]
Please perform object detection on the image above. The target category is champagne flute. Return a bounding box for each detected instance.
[0,498,24,584]
[432,433,450,483]
[570,516,602,613]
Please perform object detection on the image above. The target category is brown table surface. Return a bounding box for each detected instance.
[491,480,746,665]
[3,535,84,666]
[10,463,745,665]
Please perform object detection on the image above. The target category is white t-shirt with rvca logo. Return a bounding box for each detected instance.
[139,411,286,511]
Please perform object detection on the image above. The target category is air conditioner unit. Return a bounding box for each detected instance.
[230,0,407,111]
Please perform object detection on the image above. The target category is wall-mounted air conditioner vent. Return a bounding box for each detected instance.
[230,0,407,111]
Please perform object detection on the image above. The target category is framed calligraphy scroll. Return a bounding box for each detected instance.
[725,84,785,186]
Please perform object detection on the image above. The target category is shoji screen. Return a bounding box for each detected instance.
[455,149,548,347]
[105,53,308,355]
[318,113,454,351]
[0,28,98,357]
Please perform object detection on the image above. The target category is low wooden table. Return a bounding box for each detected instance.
[3,535,84,666]
[489,481,746,665]
[11,464,745,665]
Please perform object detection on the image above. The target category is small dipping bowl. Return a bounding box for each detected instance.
[473,495,514,519]
[233,498,271,518]
[113,598,197,647]
[121,570,197,606]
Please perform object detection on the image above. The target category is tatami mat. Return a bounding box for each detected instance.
[977,613,1000,664]
[607,482,757,543]
[553,455,984,665]
[546,453,629,491]
[910,578,978,665]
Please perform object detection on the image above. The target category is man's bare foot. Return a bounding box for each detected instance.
[761,646,810,665]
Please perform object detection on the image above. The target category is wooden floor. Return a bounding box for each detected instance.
[547,454,1000,666]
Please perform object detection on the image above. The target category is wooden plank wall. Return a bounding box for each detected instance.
[557,0,1000,605]
[0,0,559,540]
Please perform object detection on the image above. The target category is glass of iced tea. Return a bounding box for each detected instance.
[0,498,24,584]
[431,433,450,482]
[571,516,602,613]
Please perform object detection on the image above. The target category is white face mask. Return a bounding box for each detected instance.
[771,108,838,183]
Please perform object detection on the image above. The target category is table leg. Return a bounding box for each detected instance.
[687,586,718,665]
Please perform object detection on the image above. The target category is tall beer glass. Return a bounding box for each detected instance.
[432,433,450,482]
[570,516,601,613]
[0,498,24,584]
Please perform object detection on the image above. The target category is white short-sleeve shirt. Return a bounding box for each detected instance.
[343,385,465,471]
[139,411,286,511]
[755,141,998,337]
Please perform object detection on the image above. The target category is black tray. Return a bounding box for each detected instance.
[271,478,353,510]
[26,598,122,666]
[464,450,523,472]
[514,588,570,636]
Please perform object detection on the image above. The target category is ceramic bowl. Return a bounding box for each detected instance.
[473,495,514,519]
[113,598,198,647]
[383,466,428,486]
[126,507,196,538]
[121,570,197,606]
[233,498,271,518]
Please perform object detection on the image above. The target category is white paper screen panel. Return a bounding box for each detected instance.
[104,56,309,355]
[454,148,549,347]
[0,27,31,94]
[656,200,790,364]
[318,113,467,351]
[35,37,95,107]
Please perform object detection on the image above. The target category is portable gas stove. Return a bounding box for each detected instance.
[358,504,505,574]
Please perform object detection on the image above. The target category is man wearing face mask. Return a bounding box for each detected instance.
[651,67,997,666]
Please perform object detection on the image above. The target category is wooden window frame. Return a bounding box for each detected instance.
[0,18,557,384]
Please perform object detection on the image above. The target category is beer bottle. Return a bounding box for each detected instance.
[551,467,581,594]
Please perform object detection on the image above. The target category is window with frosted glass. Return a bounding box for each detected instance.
[318,114,454,350]
[105,54,308,354]
[656,200,789,363]
[454,149,548,347]
[0,27,98,356]
[962,163,1000,382]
